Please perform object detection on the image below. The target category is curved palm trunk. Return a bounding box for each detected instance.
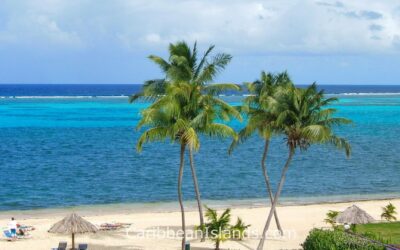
[261,139,283,235]
[257,148,294,250]
[188,147,205,242]
[178,144,187,250]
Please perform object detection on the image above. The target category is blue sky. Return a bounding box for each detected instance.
[0,0,399,85]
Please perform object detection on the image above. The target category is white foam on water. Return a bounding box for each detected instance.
[339,92,400,96]
[0,95,129,99]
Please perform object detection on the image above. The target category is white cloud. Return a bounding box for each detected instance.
[0,0,399,54]
[0,0,84,48]
[144,33,161,43]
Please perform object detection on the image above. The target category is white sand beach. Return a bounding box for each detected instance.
[0,198,398,250]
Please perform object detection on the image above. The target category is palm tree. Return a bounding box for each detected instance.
[202,206,232,250]
[257,84,352,249]
[324,210,339,228]
[229,71,293,234]
[136,97,194,250]
[381,203,397,221]
[133,41,241,247]
[231,217,251,240]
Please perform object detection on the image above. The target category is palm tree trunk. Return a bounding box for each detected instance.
[178,144,187,250]
[215,239,220,250]
[188,147,205,242]
[72,233,75,250]
[261,139,283,235]
[257,148,294,250]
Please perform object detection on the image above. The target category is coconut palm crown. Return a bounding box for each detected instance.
[130,41,238,102]
[230,71,293,149]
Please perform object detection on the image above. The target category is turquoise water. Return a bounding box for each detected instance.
[0,95,399,211]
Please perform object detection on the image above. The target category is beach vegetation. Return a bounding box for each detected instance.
[197,207,251,249]
[132,42,354,250]
[324,210,340,228]
[202,206,232,250]
[231,217,251,240]
[381,203,397,222]
[302,229,385,250]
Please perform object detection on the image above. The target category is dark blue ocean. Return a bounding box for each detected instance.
[0,84,400,211]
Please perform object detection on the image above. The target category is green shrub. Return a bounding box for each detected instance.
[381,203,397,222]
[302,229,385,250]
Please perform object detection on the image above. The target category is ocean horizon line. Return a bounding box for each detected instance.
[3,84,400,99]
[3,92,400,99]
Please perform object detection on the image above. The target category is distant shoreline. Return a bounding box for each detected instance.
[3,83,400,98]
[1,193,398,219]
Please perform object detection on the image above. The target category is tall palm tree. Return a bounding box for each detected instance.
[136,94,193,250]
[136,82,239,249]
[229,71,293,234]
[133,41,241,247]
[257,84,352,249]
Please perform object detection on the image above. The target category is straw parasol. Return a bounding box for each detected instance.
[336,205,375,225]
[49,213,98,249]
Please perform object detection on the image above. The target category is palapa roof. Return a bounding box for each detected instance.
[48,213,98,234]
[336,205,375,224]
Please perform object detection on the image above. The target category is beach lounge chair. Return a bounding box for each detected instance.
[99,222,132,231]
[78,243,88,250]
[51,241,67,250]
[3,230,15,241]
[19,225,35,231]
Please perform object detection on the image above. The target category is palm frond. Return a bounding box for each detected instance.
[205,206,218,221]
[129,79,168,103]
[196,53,232,84]
[302,125,331,142]
[148,55,170,73]
[136,127,170,152]
[228,125,257,154]
[194,44,215,78]
[328,135,351,157]
[182,127,200,151]
[205,123,237,140]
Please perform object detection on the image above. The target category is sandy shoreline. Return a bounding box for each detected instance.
[2,193,399,219]
[0,198,399,250]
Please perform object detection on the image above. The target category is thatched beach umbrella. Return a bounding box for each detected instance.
[336,205,375,225]
[49,213,97,249]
